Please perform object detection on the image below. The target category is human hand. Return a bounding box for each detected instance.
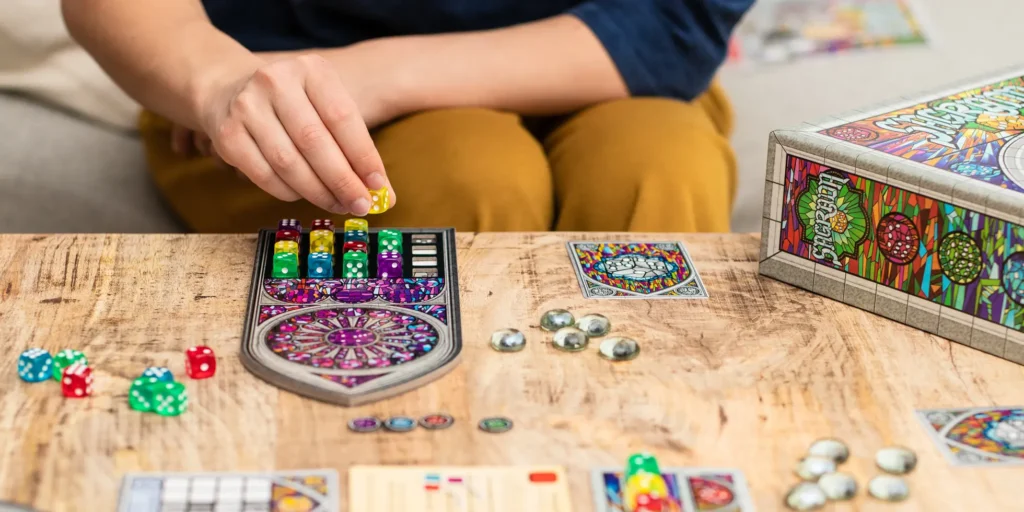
[196,54,395,215]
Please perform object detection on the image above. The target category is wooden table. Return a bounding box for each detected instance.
[1,233,1022,512]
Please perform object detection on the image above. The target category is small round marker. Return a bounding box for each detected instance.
[419,413,455,430]
[384,416,417,432]
[478,417,513,434]
[348,416,382,433]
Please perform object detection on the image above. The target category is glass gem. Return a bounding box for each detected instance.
[490,328,526,352]
[795,456,837,481]
[598,337,640,361]
[875,446,917,475]
[419,414,455,430]
[785,482,826,511]
[478,417,513,433]
[384,416,417,432]
[274,240,299,256]
[368,187,390,214]
[272,252,299,278]
[348,416,382,433]
[540,309,575,331]
[867,475,908,502]
[17,348,52,383]
[52,349,87,381]
[552,327,589,352]
[817,472,857,501]
[808,438,849,464]
[576,313,611,337]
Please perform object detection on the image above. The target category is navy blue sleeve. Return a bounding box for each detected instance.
[569,0,753,100]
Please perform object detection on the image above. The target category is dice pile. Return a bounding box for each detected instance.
[272,218,304,278]
[18,345,216,415]
[341,218,370,278]
[272,217,408,280]
[375,228,403,279]
[18,348,93,398]
[622,453,670,512]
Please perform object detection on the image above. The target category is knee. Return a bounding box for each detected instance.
[377,109,553,231]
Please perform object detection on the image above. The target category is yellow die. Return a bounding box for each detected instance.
[310,229,334,254]
[344,218,369,232]
[274,240,299,256]
[368,187,390,214]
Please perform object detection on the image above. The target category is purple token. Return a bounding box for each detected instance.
[348,416,382,433]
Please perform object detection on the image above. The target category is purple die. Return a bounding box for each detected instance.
[377,250,403,279]
[278,218,302,231]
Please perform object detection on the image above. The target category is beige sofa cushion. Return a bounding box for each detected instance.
[0,0,140,130]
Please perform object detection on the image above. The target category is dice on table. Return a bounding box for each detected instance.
[141,366,174,383]
[343,230,369,244]
[344,218,368,232]
[151,381,188,416]
[308,251,334,279]
[185,346,216,379]
[275,228,300,243]
[18,348,53,383]
[61,363,93,398]
[342,240,367,253]
[274,240,299,256]
[377,250,403,279]
[310,229,335,254]
[272,252,299,278]
[278,219,301,231]
[311,218,334,230]
[368,187,390,214]
[129,376,157,412]
[52,349,87,381]
[342,251,369,278]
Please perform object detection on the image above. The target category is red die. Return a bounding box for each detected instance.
[61,363,93,398]
[275,229,300,243]
[342,240,367,253]
[311,218,334,230]
[186,346,216,379]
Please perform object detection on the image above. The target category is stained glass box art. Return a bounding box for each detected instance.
[759,67,1024,367]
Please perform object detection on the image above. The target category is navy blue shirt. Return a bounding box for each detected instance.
[202,0,753,101]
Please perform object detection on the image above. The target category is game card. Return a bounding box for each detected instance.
[567,242,708,299]
[118,469,340,512]
[915,406,1024,467]
[590,467,755,512]
[349,466,573,512]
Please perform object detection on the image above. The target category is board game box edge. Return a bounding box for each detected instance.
[238,227,464,407]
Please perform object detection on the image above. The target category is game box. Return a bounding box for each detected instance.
[759,67,1024,366]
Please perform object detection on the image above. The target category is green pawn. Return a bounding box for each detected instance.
[52,349,87,381]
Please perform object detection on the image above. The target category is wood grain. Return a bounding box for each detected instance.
[0,233,1022,512]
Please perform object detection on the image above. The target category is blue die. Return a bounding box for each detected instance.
[141,366,174,383]
[308,251,334,279]
[18,348,53,382]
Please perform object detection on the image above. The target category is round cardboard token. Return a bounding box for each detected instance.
[347,416,382,433]
[384,416,418,432]
[419,413,455,430]
[478,417,513,434]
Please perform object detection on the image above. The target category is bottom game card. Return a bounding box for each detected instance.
[591,467,754,512]
[349,465,573,512]
[916,406,1024,467]
[118,469,340,512]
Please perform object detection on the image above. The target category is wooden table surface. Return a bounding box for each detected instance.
[1,233,1022,512]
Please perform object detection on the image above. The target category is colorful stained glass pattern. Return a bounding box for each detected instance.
[263,279,325,304]
[597,471,685,512]
[264,278,444,304]
[688,475,739,511]
[258,305,303,324]
[265,307,439,370]
[917,407,1024,466]
[403,305,448,324]
[569,242,708,298]
[819,76,1024,192]
[779,155,1024,332]
[272,475,329,511]
[594,469,752,511]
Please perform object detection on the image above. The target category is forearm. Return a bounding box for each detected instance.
[62,0,262,130]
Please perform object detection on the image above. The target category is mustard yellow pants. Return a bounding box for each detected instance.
[140,84,736,233]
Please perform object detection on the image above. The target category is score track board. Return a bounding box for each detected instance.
[240,228,462,407]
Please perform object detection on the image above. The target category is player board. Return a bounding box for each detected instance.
[760,67,1024,366]
[117,469,340,512]
[348,466,573,512]
[240,227,462,406]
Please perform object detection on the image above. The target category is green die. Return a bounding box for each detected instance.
[151,381,188,417]
[342,251,369,278]
[378,229,402,253]
[625,452,661,481]
[272,251,299,278]
[129,376,160,412]
[52,349,87,381]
